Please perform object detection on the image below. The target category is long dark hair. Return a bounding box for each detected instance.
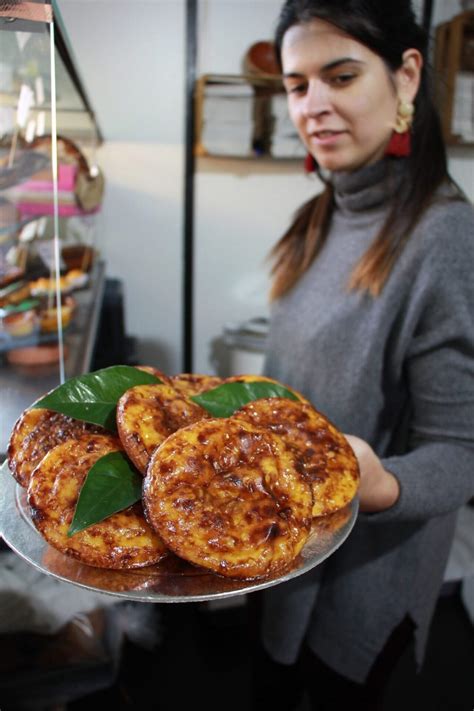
[270,0,461,299]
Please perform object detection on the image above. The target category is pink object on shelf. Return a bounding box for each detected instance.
[17,202,100,217]
[19,164,78,192]
[10,163,101,216]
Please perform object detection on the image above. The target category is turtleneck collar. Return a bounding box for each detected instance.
[329,157,408,214]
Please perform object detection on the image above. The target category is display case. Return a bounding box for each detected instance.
[195,73,306,160]
[0,1,105,454]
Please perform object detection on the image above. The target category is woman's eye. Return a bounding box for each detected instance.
[286,84,306,95]
[330,73,355,86]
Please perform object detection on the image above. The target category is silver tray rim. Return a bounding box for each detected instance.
[0,460,358,603]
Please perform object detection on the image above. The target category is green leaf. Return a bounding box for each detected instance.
[32,365,162,430]
[68,451,142,537]
[0,298,39,316]
[191,380,298,418]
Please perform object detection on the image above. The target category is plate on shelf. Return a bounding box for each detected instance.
[0,328,69,354]
[0,461,358,603]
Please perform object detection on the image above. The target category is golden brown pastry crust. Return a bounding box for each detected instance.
[170,373,224,398]
[143,417,313,579]
[235,398,359,516]
[8,407,105,488]
[116,383,208,474]
[27,434,167,569]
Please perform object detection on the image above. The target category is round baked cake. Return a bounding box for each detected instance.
[8,407,105,488]
[170,373,224,398]
[27,434,167,569]
[235,398,359,516]
[143,417,313,579]
[116,383,208,474]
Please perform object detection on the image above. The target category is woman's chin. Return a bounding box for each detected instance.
[311,150,350,173]
[312,147,376,174]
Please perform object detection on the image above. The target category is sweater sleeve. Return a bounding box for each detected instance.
[363,202,474,523]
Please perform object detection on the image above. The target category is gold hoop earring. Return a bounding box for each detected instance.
[394,100,414,134]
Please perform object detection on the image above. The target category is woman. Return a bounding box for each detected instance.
[254,1,474,708]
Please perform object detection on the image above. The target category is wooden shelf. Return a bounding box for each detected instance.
[194,73,305,161]
[434,11,474,145]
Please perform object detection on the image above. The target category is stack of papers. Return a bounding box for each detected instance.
[201,83,254,157]
[270,94,306,158]
[453,71,474,143]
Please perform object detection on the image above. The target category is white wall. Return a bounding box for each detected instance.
[194,161,319,373]
[96,142,183,372]
[198,0,281,74]
[57,0,185,373]
[59,0,185,143]
[431,0,465,24]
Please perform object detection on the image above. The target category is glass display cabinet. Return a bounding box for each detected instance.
[0,0,104,454]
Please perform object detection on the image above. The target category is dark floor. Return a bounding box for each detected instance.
[74,589,473,711]
[384,590,474,711]
[69,601,255,711]
[1,590,473,710]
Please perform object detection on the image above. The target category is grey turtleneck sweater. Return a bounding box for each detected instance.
[262,158,474,683]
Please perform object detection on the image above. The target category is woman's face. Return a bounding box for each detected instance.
[281,19,404,172]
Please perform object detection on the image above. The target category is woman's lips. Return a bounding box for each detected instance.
[310,130,346,146]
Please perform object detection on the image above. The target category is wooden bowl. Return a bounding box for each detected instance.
[61,245,94,272]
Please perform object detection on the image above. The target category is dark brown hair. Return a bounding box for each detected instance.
[270,0,462,299]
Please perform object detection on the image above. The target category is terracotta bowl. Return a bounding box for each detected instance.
[6,343,69,366]
[244,41,280,76]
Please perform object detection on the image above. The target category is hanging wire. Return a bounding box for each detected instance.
[49,20,65,384]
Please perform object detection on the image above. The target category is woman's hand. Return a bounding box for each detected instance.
[344,434,400,513]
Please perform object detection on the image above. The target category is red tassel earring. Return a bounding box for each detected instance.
[385,130,411,157]
[385,100,414,158]
[304,152,317,173]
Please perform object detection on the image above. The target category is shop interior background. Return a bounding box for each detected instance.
[57,0,474,376]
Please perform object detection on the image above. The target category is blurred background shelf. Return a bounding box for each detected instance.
[195,73,306,161]
[435,10,474,145]
[0,260,105,454]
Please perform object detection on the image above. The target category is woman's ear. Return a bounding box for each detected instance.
[395,48,423,103]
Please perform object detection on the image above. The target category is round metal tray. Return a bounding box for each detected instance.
[0,461,358,603]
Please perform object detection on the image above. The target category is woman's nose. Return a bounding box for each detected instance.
[302,80,331,117]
